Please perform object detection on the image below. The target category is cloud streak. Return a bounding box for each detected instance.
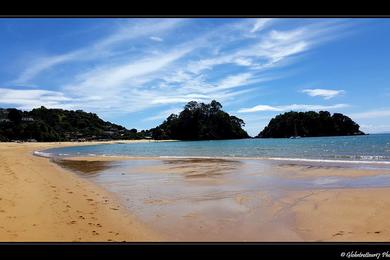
[302,88,345,99]
[250,18,273,33]
[0,88,74,110]
[350,109,390,120]
[13,19,182,84]
[238,103,349,113]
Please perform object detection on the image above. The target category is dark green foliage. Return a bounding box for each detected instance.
[0,107,145,142]
[150,100,249,140]
[7,108,23,123]
[257,111,365,138]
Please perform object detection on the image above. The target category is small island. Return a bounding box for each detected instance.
[256,111,365,138]
[150,100,249,140]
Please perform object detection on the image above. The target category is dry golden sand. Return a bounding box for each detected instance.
[0,141,162,241]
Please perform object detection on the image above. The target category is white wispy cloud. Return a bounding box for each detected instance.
[238,103,349,113]
[302,88,345,99]
[185,24,331,76]
[360,124,390,133]
[250,18,273,33]
[144,108,182,121]
[149,36,163,42]
[13,19,182,84]
[0,88,74,110]
[65,47,193,95]
[350,109,390,119]
[14,51,83,85]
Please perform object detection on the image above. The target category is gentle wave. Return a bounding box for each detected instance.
[158,155,390,165]
[266,157,390,165]
[33,151,53,158]
[34,150,390,165]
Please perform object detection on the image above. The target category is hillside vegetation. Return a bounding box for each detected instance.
[0,104,365,142]
[149,100,249,140]
[0,107,146,142]
[257,111,364,138]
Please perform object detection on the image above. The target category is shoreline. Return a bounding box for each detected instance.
[50,154,390,178]
[34,141,390,167]
[0,141,162,241]
[48,149,390,241]
[2,141,390,241]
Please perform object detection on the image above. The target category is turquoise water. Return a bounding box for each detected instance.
[41,134,390,164]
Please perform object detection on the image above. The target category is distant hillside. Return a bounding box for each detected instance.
[150,100,249,140]
[257,111,365,138]
[0,107,148,142]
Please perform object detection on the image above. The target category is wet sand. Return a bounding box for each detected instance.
[3,140,390,241]
[55,156,390,241]
[0,141,161,241]
[289,188,390,241]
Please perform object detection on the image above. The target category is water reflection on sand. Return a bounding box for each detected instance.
[54,158,390,241]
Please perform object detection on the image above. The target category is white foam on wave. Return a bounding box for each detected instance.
[267,157,390,165]
[159,155,218,159]
[33,151,53,158]
[157,155,390,165]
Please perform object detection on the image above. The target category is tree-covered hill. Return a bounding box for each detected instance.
[257,111,365,138]
[150,100,249,140]
[0,107,147,142]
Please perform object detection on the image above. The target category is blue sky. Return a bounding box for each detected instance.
[0,18,390,136]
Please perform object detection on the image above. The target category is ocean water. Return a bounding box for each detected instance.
[42,134,390,164]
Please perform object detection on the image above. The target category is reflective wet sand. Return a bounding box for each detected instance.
[54,158,390,241]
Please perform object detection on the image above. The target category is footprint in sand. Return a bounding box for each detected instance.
[333,231,344,236]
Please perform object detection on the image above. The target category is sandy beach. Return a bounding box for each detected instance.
[0,141,162,241]
[2,141,390,241]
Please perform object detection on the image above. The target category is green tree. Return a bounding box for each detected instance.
[257,111,364,138]
[151,100,249,140]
